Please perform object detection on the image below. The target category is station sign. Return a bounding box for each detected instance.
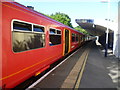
[76,19,94,24]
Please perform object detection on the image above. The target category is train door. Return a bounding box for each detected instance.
[64,29,70,55]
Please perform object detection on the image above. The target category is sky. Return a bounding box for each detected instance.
[15,0,118,27]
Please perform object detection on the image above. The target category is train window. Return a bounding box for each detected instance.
[13,21,32,31]
[81,36,83,41]
[33,25,44,32]
[50,29,56,34]
[49,35,61,45]
[76,34,79,42]
[49,28,61,46]
[72,33,75,42]
[57,30,61,34]
[12,21,45,52]
[79,35,81,43]
[83,35,85,41]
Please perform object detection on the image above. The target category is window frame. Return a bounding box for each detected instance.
[11,19,46,53]
[12,20,33,33]
[49,28,61,35]
[33,24,45,34]
[49,27,62,46]
[72,33,76,42]
[56,29,61,35]
[49,28,56,35]
[76,34,79,42]
[12,20,45,33]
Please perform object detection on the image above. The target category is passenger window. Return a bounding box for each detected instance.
[76,34,79,42]
[13,21,32,31]
[49,28,61,46]
[12,21,45,52]
[79,35,81,43]
[33,25,44,32]
[50,29,56,34]
[57,30,61,34]
[72,33,75,42]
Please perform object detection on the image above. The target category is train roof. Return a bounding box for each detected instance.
[2,0,84,35]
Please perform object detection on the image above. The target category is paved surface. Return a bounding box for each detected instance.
[80,42,119,89]
[61,46,90,88]
[99,43,120,89]
[31,41,119,89]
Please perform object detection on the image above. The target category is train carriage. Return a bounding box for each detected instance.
[0,1,86,88]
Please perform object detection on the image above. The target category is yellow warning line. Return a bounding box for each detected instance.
[74,49,90,89]
[61,48,90,88]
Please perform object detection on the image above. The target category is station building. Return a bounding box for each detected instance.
[75,19,119,59]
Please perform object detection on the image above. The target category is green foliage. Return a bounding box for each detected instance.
[74,26,89,35]
[48,12,73,28]
[39,11,89,35]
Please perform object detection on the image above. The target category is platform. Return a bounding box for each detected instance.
[28,41,119,89]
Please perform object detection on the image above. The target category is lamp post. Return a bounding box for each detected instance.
[101,0,110,57]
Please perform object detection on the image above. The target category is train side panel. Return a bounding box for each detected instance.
[1,2,85,88]
[2,2,63,88]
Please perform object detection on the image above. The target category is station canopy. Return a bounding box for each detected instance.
[75,19,117,36]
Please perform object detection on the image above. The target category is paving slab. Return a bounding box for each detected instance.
[79,42,118,90]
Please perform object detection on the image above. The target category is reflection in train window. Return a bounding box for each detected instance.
[49,28,61,46]
[33,25,44,32]
[12,20,45,52]
[50,28,56,34]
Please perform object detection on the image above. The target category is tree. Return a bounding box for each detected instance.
[74,26,89,35]
[39,11,89,34]
[48,12,73,28]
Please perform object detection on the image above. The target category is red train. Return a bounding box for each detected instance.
[0,1,92,88]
